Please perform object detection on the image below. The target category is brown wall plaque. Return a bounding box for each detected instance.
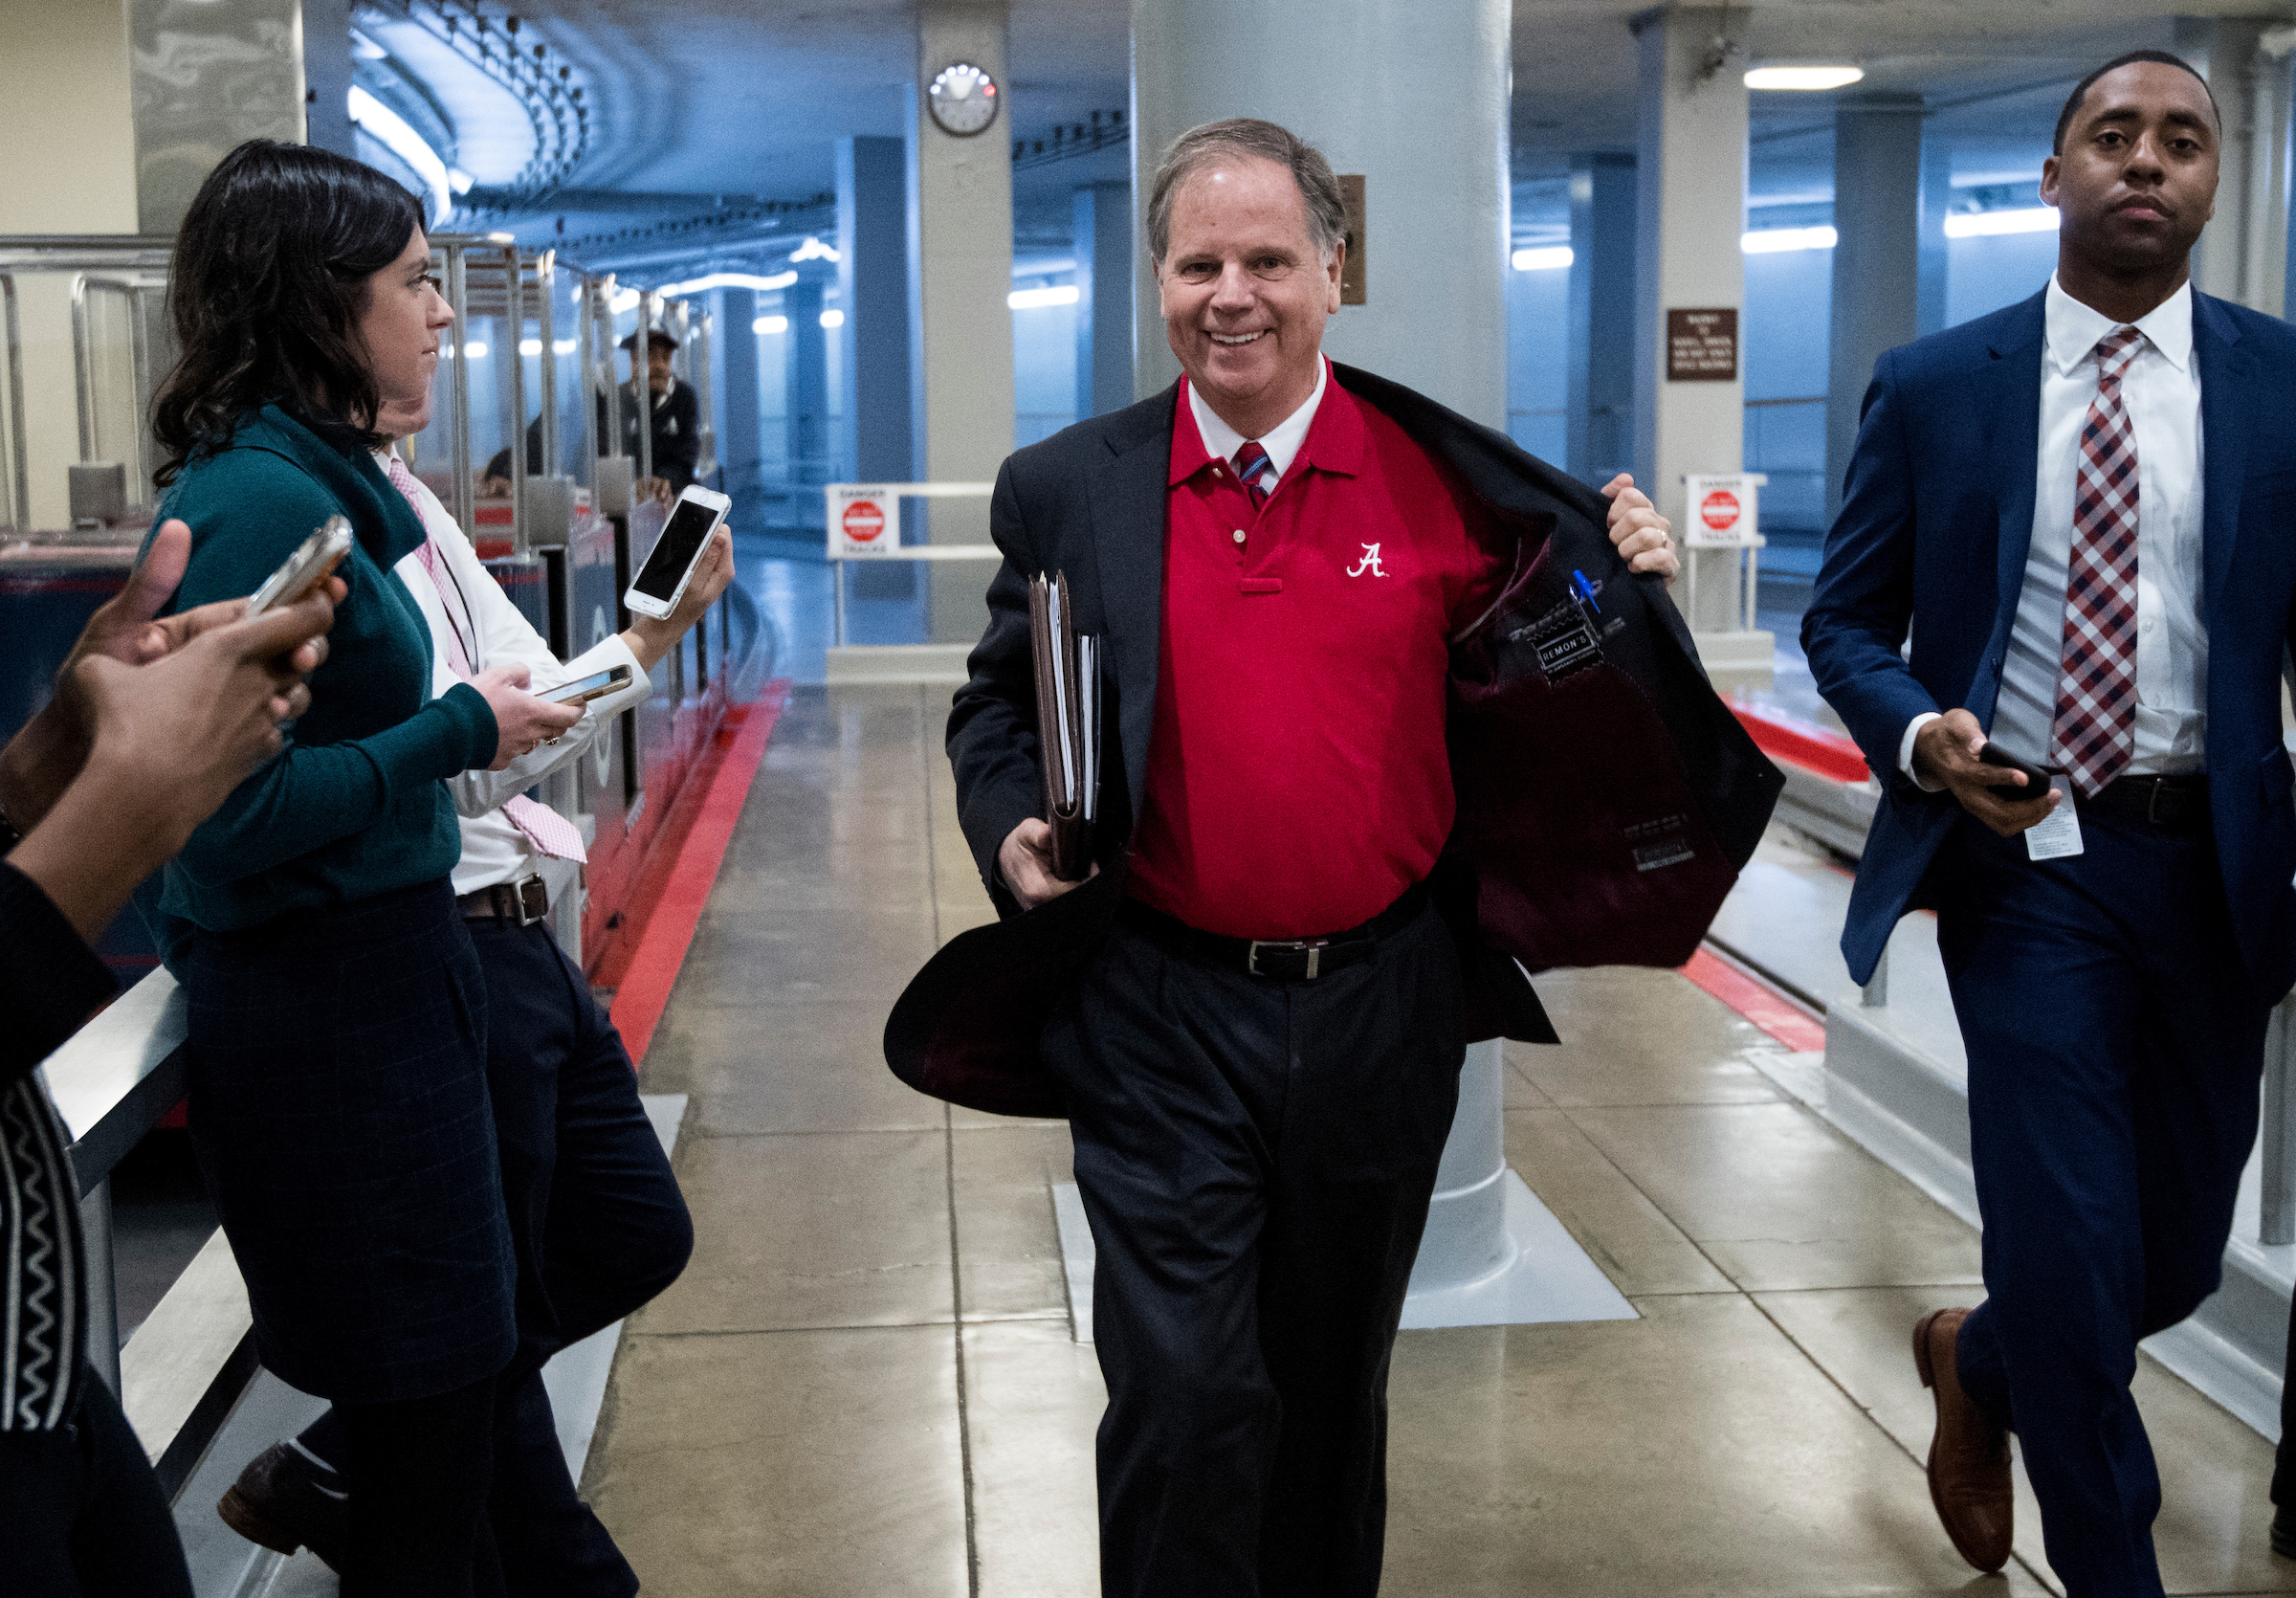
[1339,174,1365,305]
[1667,307,1738,382]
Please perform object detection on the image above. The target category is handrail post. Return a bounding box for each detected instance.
[446,244,474,545]
[537,251,559,482]
[506,244,527,554]
[636,291,655,492]
[1861,943,1889,1009]
[2262,993,2296,1246]
[79,1178,119,1392]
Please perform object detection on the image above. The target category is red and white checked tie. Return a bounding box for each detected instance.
[1232,440,1274,507]
[384,453,588,863]
[2048,327,2146,800]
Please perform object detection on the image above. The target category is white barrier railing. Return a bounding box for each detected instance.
[822,482,999,684]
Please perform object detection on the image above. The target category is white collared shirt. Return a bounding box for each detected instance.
[1187,356,1328,487]
[382,452,651,894]
[1899,275,2206,782]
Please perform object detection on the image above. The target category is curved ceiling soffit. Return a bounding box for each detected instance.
[351,0,615,212]
[466,2,683,200]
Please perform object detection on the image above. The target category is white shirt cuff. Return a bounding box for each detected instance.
[1899,712,1946,791]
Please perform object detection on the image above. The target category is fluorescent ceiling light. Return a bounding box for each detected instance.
[1742,224,1838,254]
[447,167,474,196]
[554,339,578,355]
[1745,65,1866,91]
[654,270,799,297]
[819,309,846,327]
[1944,206,2058,237]
[609,288,641,313]
[789,235,841,263]
[1512,245,1574,272]
[519,338,542,356]
[460,340,490,358]
[1008,284,1081,309]
[754,315,789,335]
[347,86,452,223]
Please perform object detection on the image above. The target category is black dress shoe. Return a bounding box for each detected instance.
[217,1441,349,1572]
[2273,1502,2296,1560]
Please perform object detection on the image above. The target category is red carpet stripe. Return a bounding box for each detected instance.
[1678,947,1827,1054]
[1730,699,1871,787]
[610,679,791,1063]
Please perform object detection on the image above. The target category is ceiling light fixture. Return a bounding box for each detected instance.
[1741,225,1838,255]
[1745,65,1866,91]
[1512,246,1574,273]
[1943,207,2058,238]
[653,271,800,297]
[347,86,452,223]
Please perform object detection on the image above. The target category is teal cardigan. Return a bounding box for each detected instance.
[148,405,497,947]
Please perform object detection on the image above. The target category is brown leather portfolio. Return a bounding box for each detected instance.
[1027,570,1099,881]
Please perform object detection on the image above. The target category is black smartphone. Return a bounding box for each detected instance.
[1977,743,2056,801]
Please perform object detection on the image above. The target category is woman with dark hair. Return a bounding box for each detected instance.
[146,139,581,1596]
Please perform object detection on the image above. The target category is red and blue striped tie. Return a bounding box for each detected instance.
[1233,441,1274,507]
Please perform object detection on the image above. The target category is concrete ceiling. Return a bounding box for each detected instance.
[426,0,2290,274]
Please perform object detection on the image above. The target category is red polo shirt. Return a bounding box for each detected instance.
[1126,371,1514,940]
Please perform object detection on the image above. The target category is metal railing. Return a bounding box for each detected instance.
[40,967,256,1498]
[1848,830,2296,1250]
[822,480,998,651]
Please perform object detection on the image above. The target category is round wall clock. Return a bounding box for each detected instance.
[928,61,1001,137]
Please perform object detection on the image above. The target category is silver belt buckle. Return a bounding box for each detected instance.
[1247,939,1327,980]
[512,877,549,926]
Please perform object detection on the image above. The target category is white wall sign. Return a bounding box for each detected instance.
[1682,472,1769,549]
[827,484,902,558]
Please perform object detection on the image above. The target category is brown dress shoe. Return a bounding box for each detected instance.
[217,1442,348,1573]
[1912,1307,2013,1572]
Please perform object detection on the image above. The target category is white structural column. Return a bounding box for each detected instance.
[2179,18,2294,317]
[1630,7,1764,682]
[1073,180,1134,419]
[1826,94,1924,525]
[1130,0,1555,1320]
[912,0,1016,644]
[1127,0,1509,425]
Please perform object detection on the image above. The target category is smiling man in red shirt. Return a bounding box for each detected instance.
[925,120,1735,1598]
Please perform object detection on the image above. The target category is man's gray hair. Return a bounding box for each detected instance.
[1146,118,1346,265]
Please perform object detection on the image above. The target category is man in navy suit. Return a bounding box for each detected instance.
[1804,51,2296,1598]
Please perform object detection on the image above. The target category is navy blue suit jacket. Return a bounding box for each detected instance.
[1802,285,2296,996]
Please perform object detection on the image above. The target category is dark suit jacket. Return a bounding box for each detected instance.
[1802,286,2296,995]
[887,364,1783,1117]
[601,382,701,490]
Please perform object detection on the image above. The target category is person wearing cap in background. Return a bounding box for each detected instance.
[608,328,699,500]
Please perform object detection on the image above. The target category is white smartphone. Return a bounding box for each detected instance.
[623,485,731,620]
[247,517,354,616]
[540,663,633,706]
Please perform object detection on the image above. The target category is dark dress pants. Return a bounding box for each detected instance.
[1936,813,2268,1598]
[303,918,694,1597]
[1042,898,1467,1598]
[0,1372,192,1598]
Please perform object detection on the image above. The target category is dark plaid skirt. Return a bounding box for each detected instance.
[184,878,515,1404]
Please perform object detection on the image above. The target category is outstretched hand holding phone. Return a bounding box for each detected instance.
[4,547,341,939]
[0,520,343,840]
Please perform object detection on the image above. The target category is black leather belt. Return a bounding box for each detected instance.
[1115,879,1429,982]
[2084,773,2209,833]
[457,877,550,925]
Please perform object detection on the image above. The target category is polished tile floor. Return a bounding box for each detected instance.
[599,683,2291,1597]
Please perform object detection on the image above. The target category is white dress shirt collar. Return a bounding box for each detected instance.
[2045,273,2194,377]
[1187,357,1329,484]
